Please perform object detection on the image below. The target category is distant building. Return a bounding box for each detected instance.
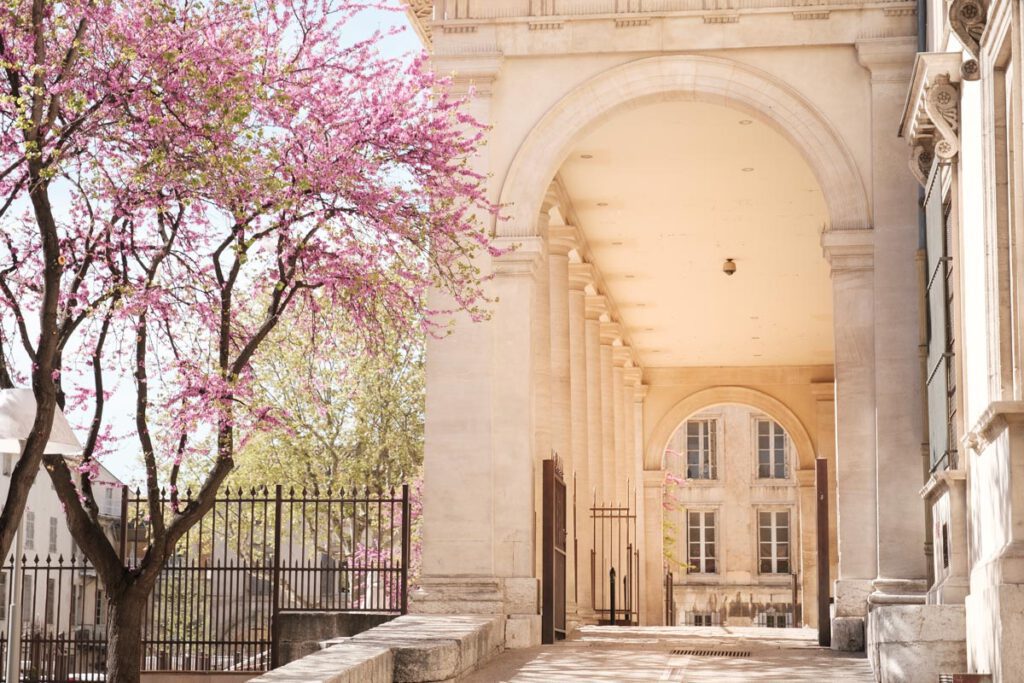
[664,406,802,627]
[0,455,124,639]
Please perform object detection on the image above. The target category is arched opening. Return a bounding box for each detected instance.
[661,402,810,628]
[509,56,846,632]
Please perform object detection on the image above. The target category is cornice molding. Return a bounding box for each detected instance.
[855,36,916,83]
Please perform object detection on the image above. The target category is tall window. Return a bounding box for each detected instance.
[758,511,791,574]
[687,510,717,573]
[685,419,717,480]
[95,588,104,624]
[44,578,55,626]
[756,419,788,479]
[0,572,7,621]
[48,517,57,554]
[24,510,34,551]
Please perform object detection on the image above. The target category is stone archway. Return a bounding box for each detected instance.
[497,55,871,238]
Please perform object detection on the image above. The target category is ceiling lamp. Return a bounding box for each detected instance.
[723,258,737,276]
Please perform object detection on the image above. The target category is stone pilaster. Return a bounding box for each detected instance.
[857,37,928,605]
[642,468,666,626]
[532,198,554,587]
[822,228,877,650]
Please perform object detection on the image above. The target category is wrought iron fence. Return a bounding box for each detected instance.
[0,483,411,681]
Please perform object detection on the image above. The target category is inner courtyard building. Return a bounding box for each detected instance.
[401,0,1024,680]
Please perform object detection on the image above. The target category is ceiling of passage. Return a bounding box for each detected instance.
[558,100,833,368]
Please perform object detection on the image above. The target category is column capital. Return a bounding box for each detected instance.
[570,263,596,293]
[549,225,581,257]
[492,237,543,277]
[600,321,622,345]
[855,37,916,84]
[623,367,643,387]
[587,295,610,322]
[810,381,835,402]
[821,229,874,275]
[642,469,665,488]
[433,53,504,97]
[613,345,634,368]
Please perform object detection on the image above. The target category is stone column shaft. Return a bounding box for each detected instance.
[569,266,592,617]
[599,335,616,505]
[547,228,575,620]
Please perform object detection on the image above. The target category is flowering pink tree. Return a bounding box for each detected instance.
[0,1,492,679]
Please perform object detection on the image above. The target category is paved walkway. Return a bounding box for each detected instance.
[463,625,875,682]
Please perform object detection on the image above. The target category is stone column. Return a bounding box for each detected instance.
[571,264,596,619]
[624,369,645,622]
[617,352,637,501]
[532,199,553,585]
[599,321,618,504]
[642,468,666,626]
[584,293,606,507]
[610,336,627,504]
[822,228,877,651]
[856,37,927,603]
[548,226,576,621]
[797,467,819,628]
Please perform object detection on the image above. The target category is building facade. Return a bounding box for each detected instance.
[403,0,1024,679]
[666,405,805,628]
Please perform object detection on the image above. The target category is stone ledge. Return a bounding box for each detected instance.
[349,615,504,682]
[250,614,503,683]
[248,642,393,683]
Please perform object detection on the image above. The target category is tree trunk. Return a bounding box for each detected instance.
[106,589,145,683]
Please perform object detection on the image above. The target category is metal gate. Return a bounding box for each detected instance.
[591,486,639,625]
[542,456,567,644]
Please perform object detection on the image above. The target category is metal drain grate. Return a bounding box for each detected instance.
[670,649,751,657]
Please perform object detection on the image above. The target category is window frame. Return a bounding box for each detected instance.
[24,510,34,551]
[686,509,719,574]
[684,418,719,481]
[757,509,792,575]
[754,418,789,479]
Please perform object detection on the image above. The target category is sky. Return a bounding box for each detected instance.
[48,3,423,487]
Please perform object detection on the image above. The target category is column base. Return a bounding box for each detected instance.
[869,578,928,606]
[866,604,966,681]
[834,578,874,617]
[831,578,874,652]
[832,616,866,651]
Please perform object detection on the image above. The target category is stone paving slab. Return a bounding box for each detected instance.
[461,625,875,682]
